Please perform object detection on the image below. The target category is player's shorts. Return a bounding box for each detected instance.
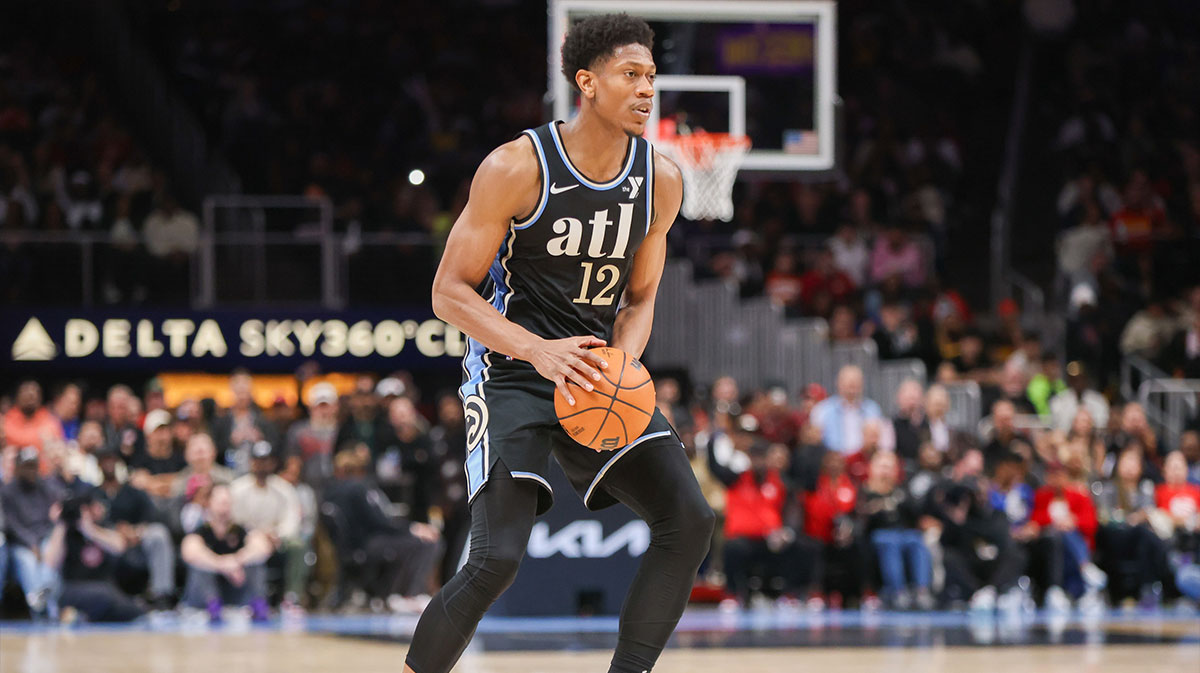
[460,361,683,515]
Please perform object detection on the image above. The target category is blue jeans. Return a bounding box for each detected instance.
[871,528,931,594]
[1060,530,1090,596]
[182,564,266,609]
[9,540,60,619]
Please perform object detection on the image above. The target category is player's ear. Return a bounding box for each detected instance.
[576,69,596,100]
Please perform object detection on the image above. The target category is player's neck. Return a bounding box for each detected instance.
[558,112,630,182]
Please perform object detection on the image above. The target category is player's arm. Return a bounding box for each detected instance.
[610,151,683,359]
[431,137,608,405]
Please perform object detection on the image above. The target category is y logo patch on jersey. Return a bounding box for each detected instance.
[463,394,490,453]
[549,182,578,194]
[623,176,643,199]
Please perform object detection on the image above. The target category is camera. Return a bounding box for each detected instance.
[59,493,95,526]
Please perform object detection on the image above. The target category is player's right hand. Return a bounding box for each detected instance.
[529,336,609,406]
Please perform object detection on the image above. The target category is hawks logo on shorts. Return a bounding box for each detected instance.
[463,394,489,452]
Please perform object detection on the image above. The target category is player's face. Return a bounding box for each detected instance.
[588,44,655,135]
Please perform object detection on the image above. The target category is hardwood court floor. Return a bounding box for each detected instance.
[1,631,1198,673]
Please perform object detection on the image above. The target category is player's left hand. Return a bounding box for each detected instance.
[528,336,610,406]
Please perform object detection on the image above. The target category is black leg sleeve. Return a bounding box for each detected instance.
[595,440,716,673]
[404,463,540,673]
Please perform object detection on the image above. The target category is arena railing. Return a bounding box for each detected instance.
[1137,378,1200,452]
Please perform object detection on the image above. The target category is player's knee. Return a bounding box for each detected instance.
[671,497,715,557]
[470,548,524,597]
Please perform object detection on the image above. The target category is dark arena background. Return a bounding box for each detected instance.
[2,1,1199,672]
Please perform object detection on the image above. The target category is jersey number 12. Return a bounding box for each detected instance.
[573,261,620,306]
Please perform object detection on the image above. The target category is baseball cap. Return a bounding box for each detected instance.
[308,382,338,406]
[143,408,172,434]
[736,414,760,434]
[16,446,39,465]
[375,377,406,398]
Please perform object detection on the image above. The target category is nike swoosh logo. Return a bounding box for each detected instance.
[549,183,578,194]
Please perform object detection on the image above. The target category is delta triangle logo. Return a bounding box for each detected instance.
[12,317,56,361]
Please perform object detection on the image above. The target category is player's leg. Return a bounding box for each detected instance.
[404,460,540,673]
[594,439,716,673]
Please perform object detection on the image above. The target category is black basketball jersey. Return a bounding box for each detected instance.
[460,121,654,398]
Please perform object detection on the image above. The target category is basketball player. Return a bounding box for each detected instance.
[403,13,713,673]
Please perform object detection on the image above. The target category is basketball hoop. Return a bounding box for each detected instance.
[655,130,750,222]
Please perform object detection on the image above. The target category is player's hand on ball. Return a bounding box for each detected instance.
[530,336,609,406]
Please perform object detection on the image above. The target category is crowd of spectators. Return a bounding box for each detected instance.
[4,355,1200,623]
[0,9,197,306]
[677,364,1200,613]
[0,372,460,623]
[1040,1,1200,385]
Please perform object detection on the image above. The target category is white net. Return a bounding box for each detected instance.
[655,133,750,222]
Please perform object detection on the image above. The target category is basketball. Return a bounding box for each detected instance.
[554,346,656,451]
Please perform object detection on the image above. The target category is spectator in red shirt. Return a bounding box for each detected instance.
[801,451,873,607]
[1109,169,1169,256]
[3,381,64,470]
[1157,452,1200,537]
[1032,462,1107,599]
[799,248,855,315]
[763,249,804,310]
[709,441,819,609]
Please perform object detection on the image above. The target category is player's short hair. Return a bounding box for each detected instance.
[561,13,654,91]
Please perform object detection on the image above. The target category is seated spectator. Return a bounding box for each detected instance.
[925,385,954,457]
[928,449,1027,612]
[749,384,804,450]
[989,452,1071,611]
[1049,361,1109,433]
[905,442,945,503]
[230,441,308,611]
[43,492,145,622]
[763,249,804,310]
[128,409,186,500]
[982,361,1037,416]
[1105,403,1162,482]
[1026,353,1066,421]
[1094,448,1171,605]
[75,420,125,487]
[335,376,385,457]
[171,432,235,499]
[322,449,442,611]
[43,440,92,500]
[949,329,993,380]
[4,381,64,464]
[92,445,176,610]
[285,382,341,490]
[212,369,279,469]
[102,385,144,462]
[845,419,890,485]
[800,449,876,607]
[375,396,436,520]
[1056,199,1113,282]
[279,455,319,598]
[870,226,925,288]
[50,383,82,442]
[709,441,819,609]
[1118,299,1176,361]
[857,451,933,610]
[982,400,1037,476]
[887,380,928,466]
[828,223,869,287]
[871,302,922,361]
[1,447,62,618]
[142,189,199,301]
[810,365,883,455]
[1157,452,1200,601]
[180,483,273,623]
[798,248,855,315]
[828,305,861,342]
[1032,462,1107,603]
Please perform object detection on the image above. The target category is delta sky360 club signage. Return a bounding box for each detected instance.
[4,309,467,372]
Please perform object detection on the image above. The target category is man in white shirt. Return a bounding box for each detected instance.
[230,441,307,609]
[143,192,200,259]
[810,365,883,454]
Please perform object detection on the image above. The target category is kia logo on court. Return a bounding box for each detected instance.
[526,520,650,559]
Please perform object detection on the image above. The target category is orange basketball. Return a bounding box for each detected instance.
[554,347,656,452]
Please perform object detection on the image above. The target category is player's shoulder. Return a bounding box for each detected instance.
[651,147,683,188]
[477,133,540,185]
